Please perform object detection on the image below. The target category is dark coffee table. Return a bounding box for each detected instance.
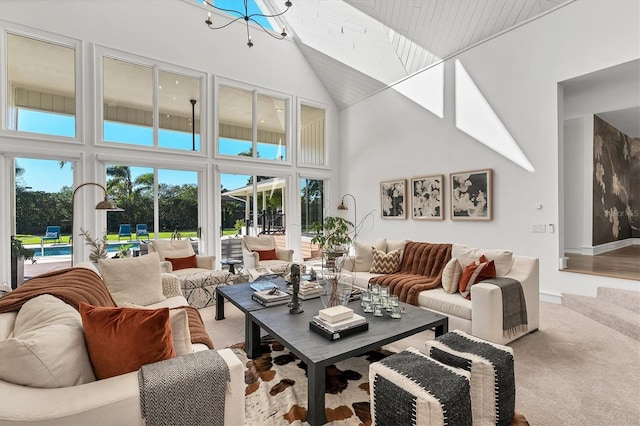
[248,298,448,426]
[215,277,289,356]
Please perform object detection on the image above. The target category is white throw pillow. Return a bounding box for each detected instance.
[169,309,192,356]
[150,239,195,261]
[452,244,514,277]
[442,257,462,293]
[243,235,276,251]
[353,239,386,272]
[0,295,96,388]
[99,252,166,306]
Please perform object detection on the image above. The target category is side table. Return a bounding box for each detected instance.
[220,258,243,274]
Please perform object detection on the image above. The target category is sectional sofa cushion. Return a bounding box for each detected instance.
[0,295,96,388]
[348,239,386,272]
[169,309,193,356]
[149,239,195,260]
[80,303,176,379]
[99,252,166,307]
[452,244,514,277]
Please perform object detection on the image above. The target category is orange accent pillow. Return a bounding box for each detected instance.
[459,255,497,300]
[165,254,197,271]
[79,303,175,380]
[254,248,278,261]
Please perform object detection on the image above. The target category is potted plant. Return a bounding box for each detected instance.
[11,236,35,289]
[80,228,108,263]
[310,216,354,307]
[234,219,245,236]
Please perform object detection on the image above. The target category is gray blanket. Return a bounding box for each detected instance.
[482,277,528,338]
[138,350,230,426]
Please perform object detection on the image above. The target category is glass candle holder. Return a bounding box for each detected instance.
[389,295,399,307]
[380,286,389,297]
[363,301,373,313]
[373,303,383,317]
[371,284,380,295]
[390,305,402,319]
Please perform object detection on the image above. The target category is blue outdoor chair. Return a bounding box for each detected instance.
[41,226,61,244]
[135,224,149,240]
[118,224,132,241]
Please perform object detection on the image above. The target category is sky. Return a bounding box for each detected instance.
[16,110,283,193]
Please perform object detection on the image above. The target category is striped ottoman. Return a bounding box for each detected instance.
[425,330,515,426]
[370,348,472,426]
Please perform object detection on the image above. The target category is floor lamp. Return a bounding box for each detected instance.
[70,182,122,266]
[337,193,357,241]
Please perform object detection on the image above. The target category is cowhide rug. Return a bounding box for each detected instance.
[230,336,392,426]
[230,337,530,426]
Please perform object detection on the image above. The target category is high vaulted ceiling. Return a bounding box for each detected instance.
[267,0,572,109]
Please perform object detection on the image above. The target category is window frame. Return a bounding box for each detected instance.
[95,45,207,156]
[1,23,83,144]
[297,97,329,169]
[215,77,292,166]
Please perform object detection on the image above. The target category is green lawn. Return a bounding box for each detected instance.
[16,231,199,245]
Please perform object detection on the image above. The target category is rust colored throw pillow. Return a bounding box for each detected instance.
[459,255,496,299]
[79,303,175,380]
[165,254,197,271]
[254,248,278,261]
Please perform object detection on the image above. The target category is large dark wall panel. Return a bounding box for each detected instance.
[592,115,639,245]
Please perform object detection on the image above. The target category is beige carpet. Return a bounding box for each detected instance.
[200,301,640,426]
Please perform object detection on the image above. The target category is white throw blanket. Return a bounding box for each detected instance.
[138,350,229,426]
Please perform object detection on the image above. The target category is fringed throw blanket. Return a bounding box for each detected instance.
[369,242,452,305]
[482,277,528,338]
[0,267,213,349]
[138,350,229,426]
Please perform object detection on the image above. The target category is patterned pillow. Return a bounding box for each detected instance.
[370,247,402,274]
[459,255,496,299]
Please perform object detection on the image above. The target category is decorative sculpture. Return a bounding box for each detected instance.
[288,263,303,314]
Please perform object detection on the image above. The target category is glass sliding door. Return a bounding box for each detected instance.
[300,178,324,260]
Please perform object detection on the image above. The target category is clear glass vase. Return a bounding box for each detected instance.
[318,271,352,308]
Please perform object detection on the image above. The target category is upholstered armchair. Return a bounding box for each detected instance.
[241,235,293,271]
[147,239,215,277]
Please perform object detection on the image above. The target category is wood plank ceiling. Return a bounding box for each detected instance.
[271,0,572,109]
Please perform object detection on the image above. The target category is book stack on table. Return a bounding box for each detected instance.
[252,288,291,306]
[309,306,368,341]
[292,281,321,300]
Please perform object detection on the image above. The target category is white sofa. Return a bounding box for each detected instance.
[0,261,245,426]
[341,240,539,345]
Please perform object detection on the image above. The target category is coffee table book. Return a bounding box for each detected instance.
[251,289,291,306]
[309,320,369,341]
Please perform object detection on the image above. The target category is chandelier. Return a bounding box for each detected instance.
[203,0,293,48]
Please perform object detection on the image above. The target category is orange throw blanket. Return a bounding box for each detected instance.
[0,267,213,349]
[369,242,452,305]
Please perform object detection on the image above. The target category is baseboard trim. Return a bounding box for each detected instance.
[581,238,636,255]
[540,291,562,304]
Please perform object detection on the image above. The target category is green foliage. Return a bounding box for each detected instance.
[310,216,353,253]
[80,228,108,263]
[11,236,35,261]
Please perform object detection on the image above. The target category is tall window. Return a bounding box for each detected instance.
[105,165,198,238]
[102,55,202,151]
[220,172,287,236]
[218,84,288,161]
[300,104,325,165]
[7,33,76,137]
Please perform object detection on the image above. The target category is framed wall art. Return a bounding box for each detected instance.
[450,169,493,221]
[380,179,407,219]
[411,174,444,220]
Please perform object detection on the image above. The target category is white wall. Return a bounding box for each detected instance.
[0,0,340,281]
[340,0,640,300]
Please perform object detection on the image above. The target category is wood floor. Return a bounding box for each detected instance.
[564,245,640,281]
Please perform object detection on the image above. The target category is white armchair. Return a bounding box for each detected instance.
[146,239,215,277]
[241,235,293,271]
